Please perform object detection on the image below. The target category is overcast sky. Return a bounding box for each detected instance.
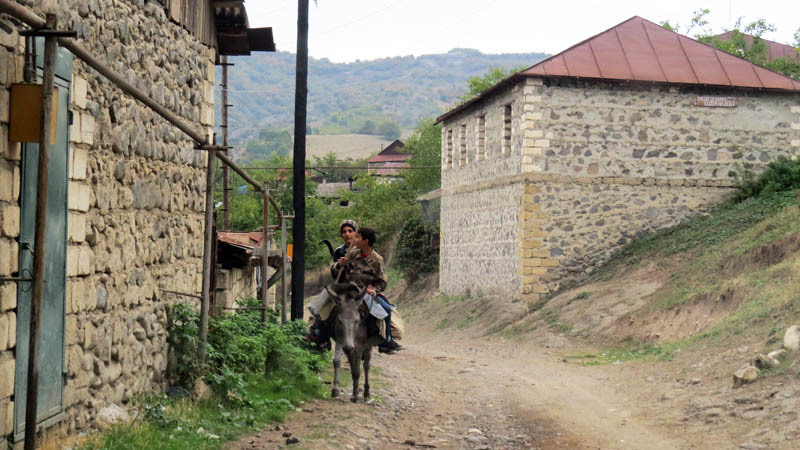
[244,0,799,63]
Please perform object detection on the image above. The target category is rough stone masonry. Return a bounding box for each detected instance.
[440,77,800,303]
[1,0,215,439]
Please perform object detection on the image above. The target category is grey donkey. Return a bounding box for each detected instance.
[326,283,382,402]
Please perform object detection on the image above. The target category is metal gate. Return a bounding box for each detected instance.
[14,40,72,440]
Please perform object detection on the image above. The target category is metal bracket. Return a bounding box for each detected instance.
[20,29,77,38]
[194,144,231,152]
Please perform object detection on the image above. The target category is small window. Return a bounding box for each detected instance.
[502,104,512,155]
[446,128,453,168]
[459,124,467,166]
[476,115,486,160]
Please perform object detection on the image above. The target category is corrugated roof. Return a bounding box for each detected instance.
[522,16,800,90]
[715,31,799,62]
[218,231,263,249]
[436,16,800,124]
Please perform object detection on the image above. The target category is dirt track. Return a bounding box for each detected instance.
[226,267,800,450]
[225,322,733,449]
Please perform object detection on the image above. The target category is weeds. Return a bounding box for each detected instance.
[82,300,328,450]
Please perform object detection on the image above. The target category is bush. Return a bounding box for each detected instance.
[167,299,327,404]
[735,156,800,201]
[394,207,439,280]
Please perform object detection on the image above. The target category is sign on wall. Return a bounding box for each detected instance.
[691,96,738,108]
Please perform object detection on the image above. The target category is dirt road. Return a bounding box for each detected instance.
[225,324,727,449]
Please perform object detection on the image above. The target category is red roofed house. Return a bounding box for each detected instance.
[368,140,412,179]
[435,16,800,302]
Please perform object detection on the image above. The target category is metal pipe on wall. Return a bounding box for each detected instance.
[24,13,57,450]
[261,185,270,322]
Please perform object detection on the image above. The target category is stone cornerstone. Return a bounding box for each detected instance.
[1,0,216,439]
[440,77,800,303]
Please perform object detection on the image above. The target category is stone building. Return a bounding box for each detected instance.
[0,0,272,442]
[436,16,800,302]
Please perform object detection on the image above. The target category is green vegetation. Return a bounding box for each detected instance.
[459,65,527,102]
[568,342,678,366]
[82,301,327,450]
[539,309,572,334]
[663,10,800,80]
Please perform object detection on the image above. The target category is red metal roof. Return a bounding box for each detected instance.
[522,16,800,91]
[368,140,410,163]
[218,231,263,249]
[436,16,800,125]
[715,31,799,62]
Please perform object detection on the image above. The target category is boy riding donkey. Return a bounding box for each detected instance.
[306,222,403,354]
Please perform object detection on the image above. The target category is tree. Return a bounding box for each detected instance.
[403,120,442,194]
[664,11,800,81]
[459,66,524,102]
[377,121,401,140]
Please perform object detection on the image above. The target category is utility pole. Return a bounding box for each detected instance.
[291,0,309,320]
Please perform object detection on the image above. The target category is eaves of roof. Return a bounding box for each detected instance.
[436,16,800,125]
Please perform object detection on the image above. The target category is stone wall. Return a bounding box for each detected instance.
[440,76,800,301]
[439,183,523,298]
[214,266,258,310]
[532,79,799,181]
[1,0,216,439]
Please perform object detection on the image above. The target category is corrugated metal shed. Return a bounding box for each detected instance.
[436,16,800,124]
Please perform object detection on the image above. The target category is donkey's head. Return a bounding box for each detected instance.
[327,283,367,353]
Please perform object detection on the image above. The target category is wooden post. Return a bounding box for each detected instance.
[261,184,270,322]
[24,13,57,450]
[280,216,290,324]
[291,0,309,321]
[221,55,230,230]
[198,144,217,366]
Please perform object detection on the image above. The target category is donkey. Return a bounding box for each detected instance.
[326,283,381,402]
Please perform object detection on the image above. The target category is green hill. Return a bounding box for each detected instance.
[218,48,548,146]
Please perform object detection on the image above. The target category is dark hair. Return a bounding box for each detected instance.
[357,227,377,247]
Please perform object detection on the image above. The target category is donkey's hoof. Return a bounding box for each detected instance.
[350,396,359,403]
[331,388,339,398]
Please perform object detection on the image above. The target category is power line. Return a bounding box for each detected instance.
[318,0,408,35]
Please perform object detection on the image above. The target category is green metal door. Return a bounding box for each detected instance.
[14,40,72,439]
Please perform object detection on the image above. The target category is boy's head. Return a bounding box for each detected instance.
[340,219,357,244]
[356,227,377,248]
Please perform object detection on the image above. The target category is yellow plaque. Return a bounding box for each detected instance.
[9,83,59,144]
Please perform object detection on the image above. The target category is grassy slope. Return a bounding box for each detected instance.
[517,191,800,362]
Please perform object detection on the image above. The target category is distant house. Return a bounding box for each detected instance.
[215,232,262,310]
[714,31,799,62]
[368,140,411,178]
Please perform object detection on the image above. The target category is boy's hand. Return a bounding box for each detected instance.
[337,257,348,265]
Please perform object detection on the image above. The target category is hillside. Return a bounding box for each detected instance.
[219,48,548,145]
[395,189,800,448]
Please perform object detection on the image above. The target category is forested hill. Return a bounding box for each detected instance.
[221,48,549,145]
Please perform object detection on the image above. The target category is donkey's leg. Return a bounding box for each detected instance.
[363,347,372,399]
[332,342,343,398]
[348,350,361,403]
